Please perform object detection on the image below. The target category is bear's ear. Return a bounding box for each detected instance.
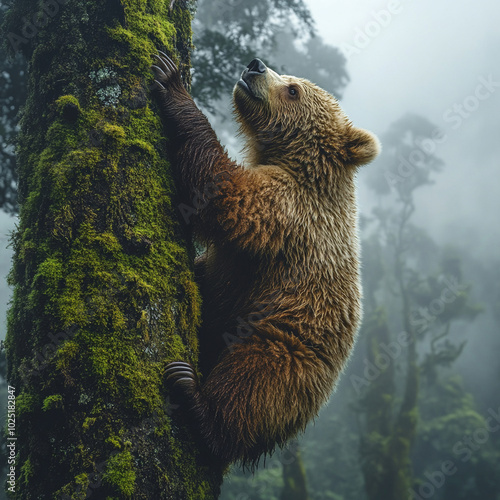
[345,127,381,166]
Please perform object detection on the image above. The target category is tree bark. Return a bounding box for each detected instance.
[359,203,419,500]
[4,0,223,497]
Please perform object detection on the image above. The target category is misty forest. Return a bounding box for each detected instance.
[0,0,499,499]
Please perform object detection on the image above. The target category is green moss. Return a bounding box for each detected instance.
[106,436,122,450]
[14,392,39,418]
[102,451,136,497]
[42,394,63,412]
[101,123,126,141]
[82,417,96,431]
[19,458,34,490]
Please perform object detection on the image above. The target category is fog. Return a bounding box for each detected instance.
[307,0,500,261]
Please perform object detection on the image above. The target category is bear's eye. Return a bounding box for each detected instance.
[288,87,298,97]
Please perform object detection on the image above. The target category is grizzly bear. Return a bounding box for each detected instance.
[151,53,380,467]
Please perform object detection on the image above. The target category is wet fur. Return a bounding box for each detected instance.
[152,53,380,467]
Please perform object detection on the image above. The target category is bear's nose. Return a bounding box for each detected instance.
[247,59,267,74]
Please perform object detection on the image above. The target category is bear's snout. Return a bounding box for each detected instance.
[246,58,267,75]
[238,59,268,99]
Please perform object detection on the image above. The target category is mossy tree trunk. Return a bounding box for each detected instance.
[389,201,419,499]
[4,0,223,498]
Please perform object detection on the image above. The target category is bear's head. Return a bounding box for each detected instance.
[233,59,380,172]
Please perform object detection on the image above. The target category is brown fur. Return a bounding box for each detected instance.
[152,54,380,467]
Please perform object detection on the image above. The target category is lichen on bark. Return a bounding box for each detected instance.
[4,0,223,498]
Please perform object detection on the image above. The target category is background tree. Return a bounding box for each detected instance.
[280,446,309,500]
[0,2,25,214]
[3,0,224,497]
[355,114,482,500]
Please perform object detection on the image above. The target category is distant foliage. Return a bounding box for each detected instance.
[192,0,348,111]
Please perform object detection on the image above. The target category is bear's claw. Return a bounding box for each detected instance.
[164,361,198,394]
[158,51,177,72]
[151,52,180,90]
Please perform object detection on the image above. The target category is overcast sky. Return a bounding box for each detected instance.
[306,0,500,260]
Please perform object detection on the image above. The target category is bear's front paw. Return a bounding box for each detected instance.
[151,51,182,92]
[164,361,199,400]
